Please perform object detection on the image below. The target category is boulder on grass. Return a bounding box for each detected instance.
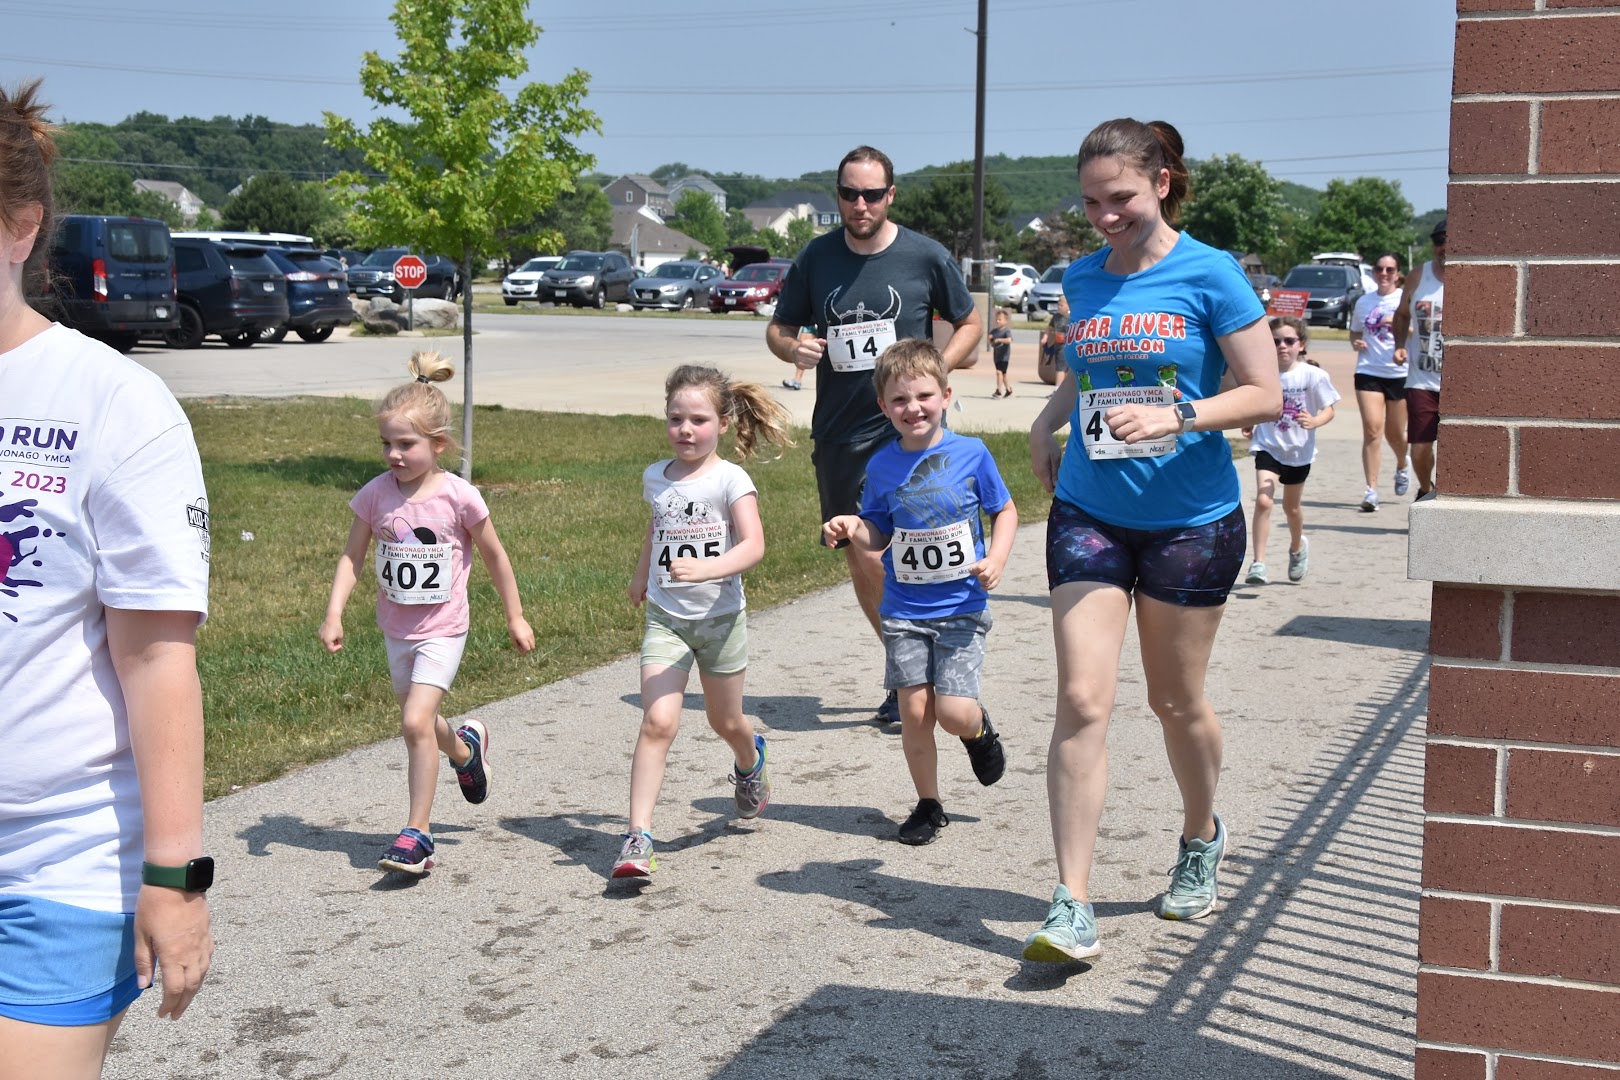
[409,298,460,330]
[361,297,406,334]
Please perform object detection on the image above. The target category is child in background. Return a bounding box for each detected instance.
[990,307,1014,398]
[615,365,795,878]
[823,340,1017,846]
[320,351,535,875]
[1243,316,1339,585]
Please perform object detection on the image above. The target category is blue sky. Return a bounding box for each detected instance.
[3,0,1456,213]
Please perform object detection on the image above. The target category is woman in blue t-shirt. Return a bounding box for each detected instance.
[1022,118,1282,963]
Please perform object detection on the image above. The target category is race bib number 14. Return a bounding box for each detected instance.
[376,540,453,605]
[1080,385,1178,460]
[827,318,897,372]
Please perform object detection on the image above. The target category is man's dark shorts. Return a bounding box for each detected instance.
[1407,388,1441,444]
[813,431,893,546]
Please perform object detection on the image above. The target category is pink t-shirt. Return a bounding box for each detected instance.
[350,471,490,639]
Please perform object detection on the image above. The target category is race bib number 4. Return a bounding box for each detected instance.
[892,519,974,584]
[655,521,729,588]
[376,540,452,605]
[1080,386,1178,460]
[827,318,897,372]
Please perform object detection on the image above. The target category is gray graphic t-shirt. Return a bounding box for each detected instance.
[774,225,974,444]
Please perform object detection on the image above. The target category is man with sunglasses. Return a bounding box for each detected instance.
[1392,218,1446,501]
[768,145,980,725]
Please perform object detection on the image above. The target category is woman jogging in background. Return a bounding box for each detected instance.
[1349,253,1411,512]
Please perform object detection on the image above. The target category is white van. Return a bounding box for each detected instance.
[1313,251,1377,295]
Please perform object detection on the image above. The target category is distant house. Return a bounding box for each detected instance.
[743,190,841,228]
[738,206,797,235]
[664,174,728,215]
[1011,212,1047,234]
[609,207,705,271]
[133,179,205,225]
[602,175,671,218]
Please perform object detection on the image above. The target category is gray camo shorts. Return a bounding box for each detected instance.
[880,609,993,699]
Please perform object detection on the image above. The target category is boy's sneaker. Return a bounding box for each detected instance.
[378,827,435,874]
[875,690,900,726]
[781,378,801,391]
[991,389,1004,399]
[1245,561,1269,585]
[1393,463,1413,497]
[453,719,490,804]
[1155,814,1226,920]
[1360,487,1379,512]
[1287,538,1310,583]
[1022,885,1102,962]
[898,798,949,846]
[611,831,656,879]
[730,734,770,820]
[961,708,1005,786]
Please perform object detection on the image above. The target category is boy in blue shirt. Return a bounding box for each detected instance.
[823,340,1019,844]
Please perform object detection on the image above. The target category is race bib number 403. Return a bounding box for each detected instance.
[376,540,452,605]
[655,521,729,588]
[891,519,974,584]
[1080,386,1178,460]
[827,318,897,372]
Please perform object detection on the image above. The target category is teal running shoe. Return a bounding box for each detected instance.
[1155,814,1226,920]
[1022,885,1102,962]
[731,734,770,820]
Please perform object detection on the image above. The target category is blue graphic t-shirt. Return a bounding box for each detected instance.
[1056,231,1264,530]
[860,430,1012,620]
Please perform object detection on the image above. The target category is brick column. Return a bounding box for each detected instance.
[1409,3,1620,1078]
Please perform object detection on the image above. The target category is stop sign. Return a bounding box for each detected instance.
[392,255,428,291]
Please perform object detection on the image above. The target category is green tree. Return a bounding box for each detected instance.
[889,164,1012,262]
[649,162,693,185]
[1182,154,1285,258]
[665,189,726,252]
[502,182,612,265]
[778,216,819,260]
[325,0,598,476]
[1008,208,1101,270]
[221,172,336,237]
[1302,177,1416,263]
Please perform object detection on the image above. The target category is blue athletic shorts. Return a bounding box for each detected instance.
[1045,499,1246,608]
[0,894,141,1025]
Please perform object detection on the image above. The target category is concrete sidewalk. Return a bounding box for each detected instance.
[107,397,1429,1079]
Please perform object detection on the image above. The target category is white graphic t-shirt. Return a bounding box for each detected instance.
[1405,262,1444,393]
[0,324,210,913]
[642,459,756,620]
[1351,290,1405,379]
[1248,363,1341,468]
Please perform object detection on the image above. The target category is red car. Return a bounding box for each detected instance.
[709,259,791,313]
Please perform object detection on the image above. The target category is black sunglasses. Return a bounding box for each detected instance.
[1273,336,1300,346]
[836,184,891,204]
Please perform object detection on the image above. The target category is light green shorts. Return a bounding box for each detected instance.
[641,602,749,675]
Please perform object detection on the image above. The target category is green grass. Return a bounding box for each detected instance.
[188,398,1050,797]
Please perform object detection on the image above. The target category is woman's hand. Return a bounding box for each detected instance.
[1106,403,1181,443]
[1029,432,1062,493]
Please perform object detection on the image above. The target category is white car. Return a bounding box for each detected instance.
[1313,252,1377,296]
[991,262,1041,314]
[502,256,563,305]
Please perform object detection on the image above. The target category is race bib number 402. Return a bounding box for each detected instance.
[376,540,452,605]
[891,519,974,584]
[655,521,729,588]
[1080,385,1178,460]
[827,318,897,372]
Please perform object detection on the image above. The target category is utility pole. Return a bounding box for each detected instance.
[970,0,987,290]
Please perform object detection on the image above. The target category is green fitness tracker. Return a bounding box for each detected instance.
[141,857,215,893]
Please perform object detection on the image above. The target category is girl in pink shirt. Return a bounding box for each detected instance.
[319,352,535,875]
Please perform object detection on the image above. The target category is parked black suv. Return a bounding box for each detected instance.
[346,248,460,302]
[165,238,290,349]
[540,250,637,308]
[258,248,355,343]
[48,215,179,352]
[1281,263,1364,329]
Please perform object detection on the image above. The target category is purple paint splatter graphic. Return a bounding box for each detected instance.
[1,495,54,624]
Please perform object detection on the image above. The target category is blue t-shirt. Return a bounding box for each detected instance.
[1056,231,1264,530]
[860,430,1012,620]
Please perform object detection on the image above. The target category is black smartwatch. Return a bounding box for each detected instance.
[142,857,215,893]
[1175,400,1197,433]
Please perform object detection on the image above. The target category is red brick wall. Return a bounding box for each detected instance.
[1419,4,1620,1076]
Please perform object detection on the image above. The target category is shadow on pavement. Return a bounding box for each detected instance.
[236,814,473,870]
[615,691,879,732]
[1273,614,1429,649]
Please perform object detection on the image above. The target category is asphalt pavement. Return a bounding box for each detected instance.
[107,325,1428,1079]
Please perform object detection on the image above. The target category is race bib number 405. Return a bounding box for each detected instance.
[655,521,729,588]
[827,318,897,372]
[376,540,452,605]
[1080,386,1178,460]
[892,519,974,584]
